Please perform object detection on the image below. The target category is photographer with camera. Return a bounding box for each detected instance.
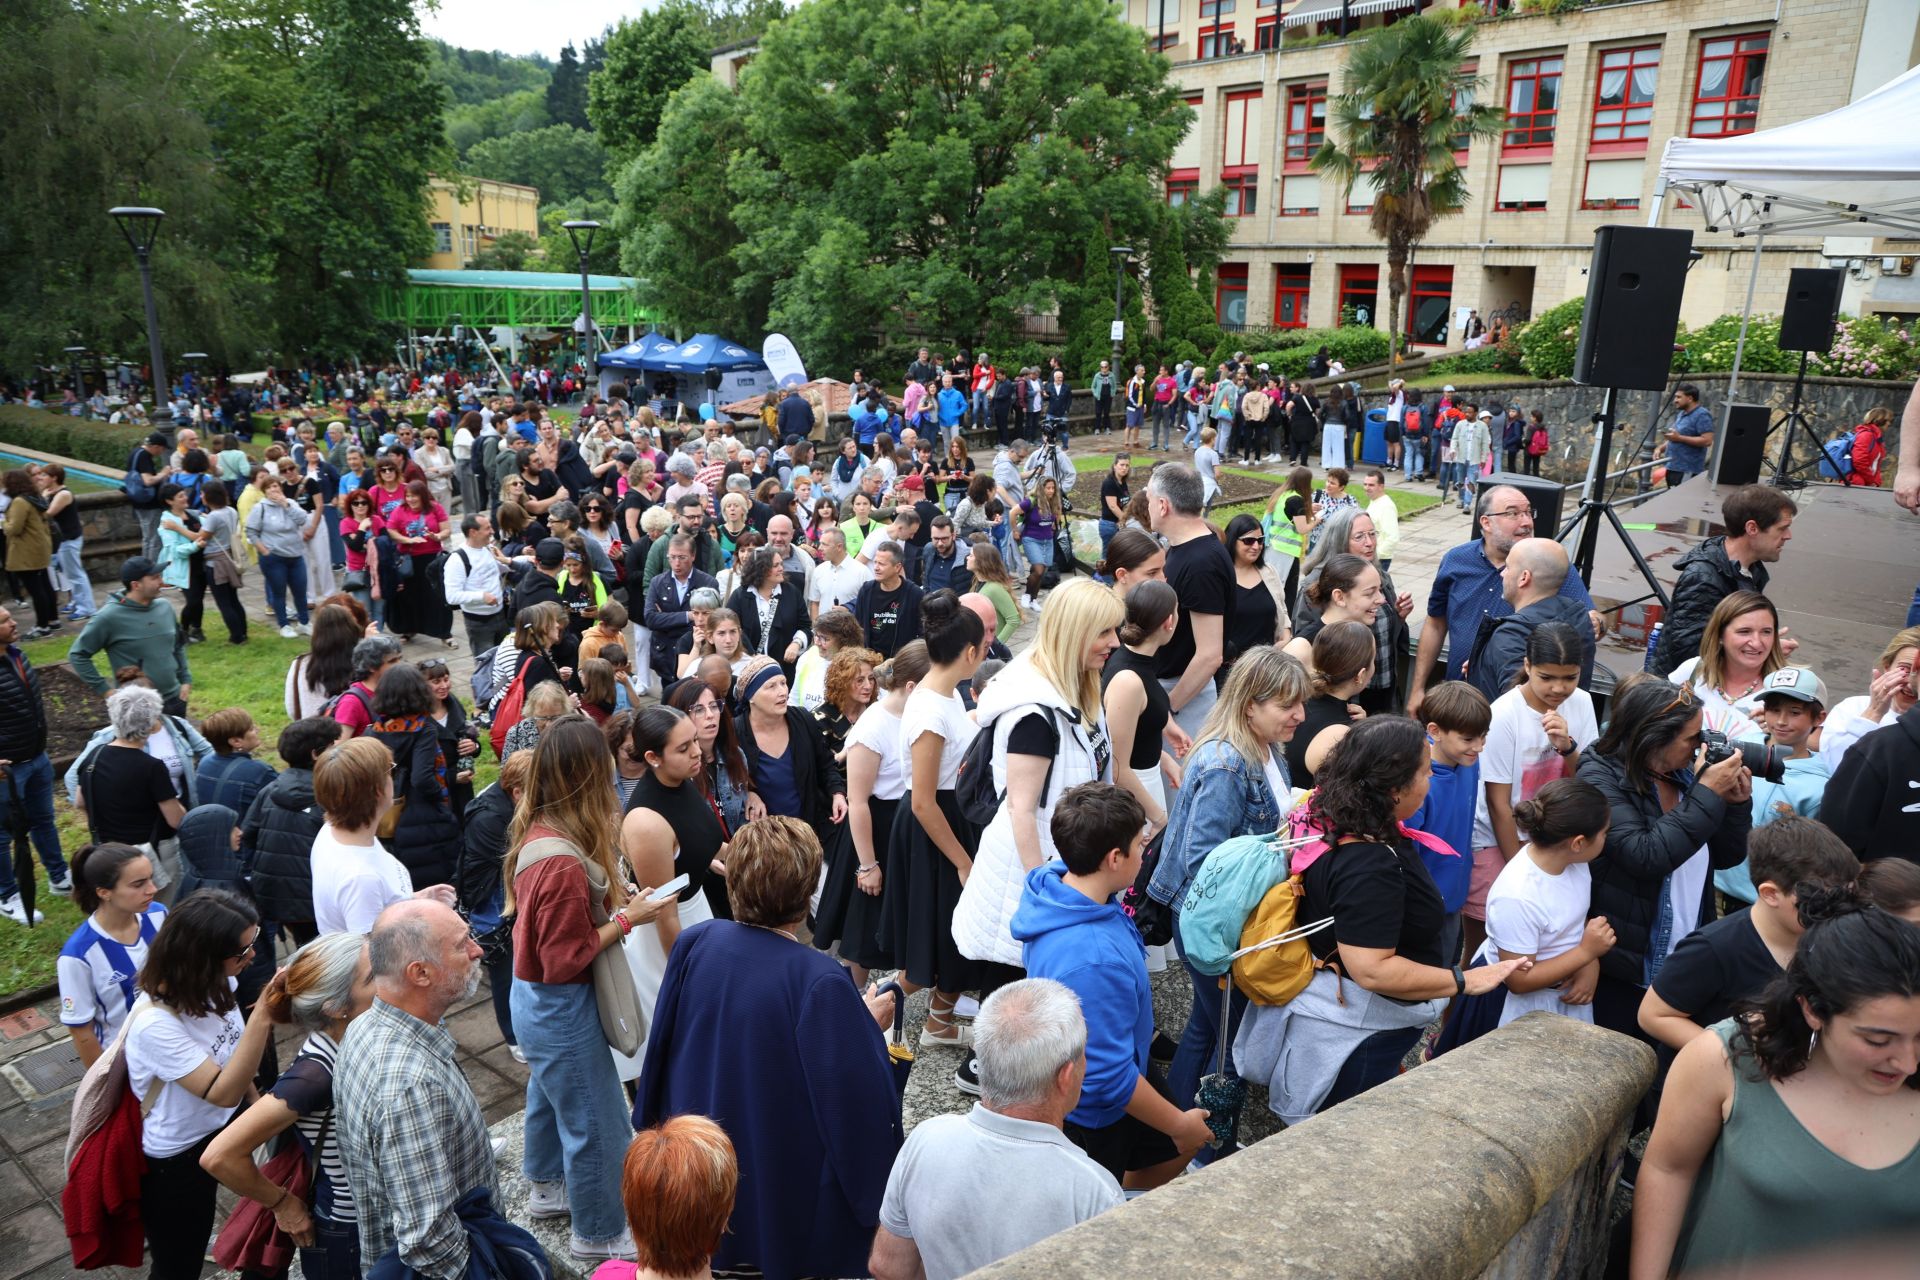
[1575,677,1752,1059]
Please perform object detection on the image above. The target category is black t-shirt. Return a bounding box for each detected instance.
[1650,910,1783,1029]
[1286,693,1358,787]
[945,457,976,502]
[523,469,561,505]
[1100,476,1130,522]
[1004,709,1111,791]
[617,489,652,540]
[1102,647,1169,770]
[1301,839,1447,970]
[1227,577,1278,666]
[1156,534,1234,680]
[865,584,906,656]
[84,744,179,846]
[911,499,940,547]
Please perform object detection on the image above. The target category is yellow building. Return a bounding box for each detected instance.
[420,176,543,271]
[1121,0,1920,344]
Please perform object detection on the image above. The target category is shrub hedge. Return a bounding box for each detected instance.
[1243,326,1391,377]
[0,405,152,472]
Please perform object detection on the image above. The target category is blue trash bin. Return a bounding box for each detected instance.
[1363,409,1391,465]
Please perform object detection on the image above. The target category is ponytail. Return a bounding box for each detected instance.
[1309,621,1375,696]
[1508,777,1609,847]
[1119,580,1177,647]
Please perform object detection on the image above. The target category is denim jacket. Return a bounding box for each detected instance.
[1148,738,1289,909]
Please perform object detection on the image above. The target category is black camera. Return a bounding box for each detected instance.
[1700,729,1788,784]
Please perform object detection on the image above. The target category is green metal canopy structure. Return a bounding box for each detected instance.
[370,269,655,330]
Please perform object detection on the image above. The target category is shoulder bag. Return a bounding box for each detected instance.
[512,836,647,1055]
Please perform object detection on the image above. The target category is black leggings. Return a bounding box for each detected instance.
[209,578,249,642]
[15,567,55,627]
[179,552,207,632]
[141,1137,219,1280]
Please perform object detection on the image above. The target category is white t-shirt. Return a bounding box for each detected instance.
[847,703,908,801]
[1472,687,1600,851]
[1666,657,1763,742]
[126,992,246,1156]
[146,725,186,800]
[1479,851,1594,1027]
[57,904,168,1047]
[809,556,872,613]
[311,825,414,935]
[1667,850,1711,955]
[900,687,977,790]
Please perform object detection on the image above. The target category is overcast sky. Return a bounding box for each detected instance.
[417,0,650,59]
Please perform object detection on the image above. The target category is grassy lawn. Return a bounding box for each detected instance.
[0,625,500,999]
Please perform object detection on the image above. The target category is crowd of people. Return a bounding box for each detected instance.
[18,356,1920,1280]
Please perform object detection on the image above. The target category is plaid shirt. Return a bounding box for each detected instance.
[334,998,494,1278]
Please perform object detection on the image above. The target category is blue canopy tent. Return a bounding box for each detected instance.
[596,331,678,372]
[602,332,774,415]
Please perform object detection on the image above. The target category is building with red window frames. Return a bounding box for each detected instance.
[1108,0,1920,343]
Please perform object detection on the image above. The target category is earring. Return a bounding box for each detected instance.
[1810,1029,1820,1056]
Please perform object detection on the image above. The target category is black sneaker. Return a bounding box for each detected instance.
[953,1055,981,1096]
[1150,1032,1179,1067]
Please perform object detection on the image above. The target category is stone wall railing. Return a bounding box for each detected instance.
[969,1014,1655,1280]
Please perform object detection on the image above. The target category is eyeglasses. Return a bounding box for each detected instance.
[230,937,259,961]
[1485,505,1535,521]
[1655,683,1696,717]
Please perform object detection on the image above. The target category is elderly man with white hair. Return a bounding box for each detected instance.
[869,980,1121,1280]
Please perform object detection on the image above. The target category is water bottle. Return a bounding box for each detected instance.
[1643,621,1663,672]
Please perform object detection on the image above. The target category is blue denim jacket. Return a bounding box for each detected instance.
[1148,739,1288,908]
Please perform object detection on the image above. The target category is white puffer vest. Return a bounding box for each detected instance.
[951,654,1106,967]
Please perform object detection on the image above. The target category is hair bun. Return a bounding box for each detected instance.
[1511,797,1545,831]
[1794,880,1869,930]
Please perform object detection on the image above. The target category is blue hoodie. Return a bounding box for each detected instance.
[1715,750,1831,903]
[1009,862,1153,1128]
[1406,753,1479,914]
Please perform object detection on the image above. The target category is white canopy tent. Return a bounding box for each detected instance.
[1651,64,1920,461]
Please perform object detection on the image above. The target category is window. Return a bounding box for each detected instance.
[1503,55,1563,151]
[1150,31,1181,54]
[1339,264,1379,328]
[1201,0,1235,13]
[1199,24,1236,58]
[1168,92,1203,204]
[1448,69,1476,158]
[1216,264,1249,329]
[1274,265,1311,328]
[432,222,453,254]
[461,226,477,261]
[1407,265,1454,345]
[1345,169,1380,214]
[1692,34,1767,137]
[1591,46,1659,148]
[1166,172,1200,205]
[1255,0,1279,49]
[1222,89,1261,216]
[1496,163,1550,211]
[1283,82,1328,168]
[1280,174,1320,216]
[1582,157,1646,209]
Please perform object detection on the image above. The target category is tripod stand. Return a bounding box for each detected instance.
[1556,385,1671,611]
[1765,348,1819,489]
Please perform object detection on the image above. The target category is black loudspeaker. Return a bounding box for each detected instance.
[704,367,724,390]
[1715,403,1771,486]
[1573,225,1694,392]
[1470,471,1564,541]
[1778,267,1844,353]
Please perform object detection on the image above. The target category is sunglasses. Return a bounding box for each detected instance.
[1656,683,1697,717]
[1237,535,1265,546]
[230,936,259,961]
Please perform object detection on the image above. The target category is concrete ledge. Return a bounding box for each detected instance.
[969,1014,1654,1280]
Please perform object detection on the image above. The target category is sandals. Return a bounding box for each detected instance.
[918,1006,974,1049]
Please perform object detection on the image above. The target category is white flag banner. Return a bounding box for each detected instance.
[763,333,809,388]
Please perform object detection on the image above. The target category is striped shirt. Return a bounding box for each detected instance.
[269,1032,357,1221]
[57,905,167,1047]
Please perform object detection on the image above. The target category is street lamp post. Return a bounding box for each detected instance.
[562,220,601,399]
[109,206,170,428]
[1108,246,1134,377]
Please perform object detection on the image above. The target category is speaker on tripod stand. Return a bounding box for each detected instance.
[1768,267,1843,486]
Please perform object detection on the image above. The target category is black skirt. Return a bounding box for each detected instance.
[883,789,986,993]
[385,551,454,639]
[812,795,899,970]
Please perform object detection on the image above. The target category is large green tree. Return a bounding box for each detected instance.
[466,124,612,205]
[546,43,590,129]
[0,0,260,372]
[1311,15,1503,361]
[587,2,711,162]
[624,0,1198,373]
[202,0,447,354]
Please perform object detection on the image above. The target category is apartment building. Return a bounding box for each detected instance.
[421,176,543,271]
[1120,0,1920,343]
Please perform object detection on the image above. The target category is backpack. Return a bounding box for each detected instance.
[1402,408,1423,440]
[953,706,1061,828]
[1527,426,1550,456]
[63,1000,163,1269]
[1818,430,1857,481]
[470,645,502,708]
[488,654,536,758]
[122,447,157,505]
[322,686,373,732]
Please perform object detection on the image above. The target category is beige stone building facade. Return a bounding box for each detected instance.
[420,176,543,271]
[1119,0,1920,345]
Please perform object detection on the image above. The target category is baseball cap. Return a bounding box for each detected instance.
[534,538,566,569]
[121,555,162,584]
[1442,384,1457,394]
[1744,666,1829,708]
[897,474,925,492]
[1478,409,1493,420]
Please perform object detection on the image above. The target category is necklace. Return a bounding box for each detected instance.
[745,922,799,943]
[1719,674,1761,701]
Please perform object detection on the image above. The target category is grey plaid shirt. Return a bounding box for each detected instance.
[334,999,494,1278]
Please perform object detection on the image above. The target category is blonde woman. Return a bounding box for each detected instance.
[954,579,1125,973]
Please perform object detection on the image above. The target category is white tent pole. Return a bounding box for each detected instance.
[1645,174,1668,229]
[1715,234,1766,481]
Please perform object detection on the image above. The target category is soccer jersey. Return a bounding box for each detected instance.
[58,904,167,1047]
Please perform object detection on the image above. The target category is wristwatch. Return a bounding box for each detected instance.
[1554,739,1577,757]
[1452,965,1467,997]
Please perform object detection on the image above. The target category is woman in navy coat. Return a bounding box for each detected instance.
[636,816,900,1280]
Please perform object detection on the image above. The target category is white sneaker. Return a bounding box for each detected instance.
[569,1230,637,1263]
[0,893,43,926]
[296,622,312,636]
[527,1180,569,1220]
[490,1136,508,1160]
[509,1044,527,1064]
[49,871,74,897]
[279,624,298,638]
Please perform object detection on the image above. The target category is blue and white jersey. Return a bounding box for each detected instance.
[57,904,167,1047]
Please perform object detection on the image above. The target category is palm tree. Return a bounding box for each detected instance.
[1311,16,1505,362]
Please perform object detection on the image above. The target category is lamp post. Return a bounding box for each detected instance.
[1108,246,1134,376]
[562,220,601,398]
[109,206,170,427]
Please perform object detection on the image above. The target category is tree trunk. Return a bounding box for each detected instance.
[1386,237,1409,365]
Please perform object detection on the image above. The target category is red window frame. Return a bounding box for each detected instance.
[1198,23,1233,59]
[1255,15,1279,49]
[1150,32,1181,56]
[1274,266,1311,328]
[1691,33,1768,137]
[1166,171,1200,205]
[1222,170,1259,217]
[1279,173,1318,217]
[1222,89,1261,217]
[1406,265,1454,346]
[1590,45,1659,151]
[1502,55,1563,153]
[1216,264,1249,329]
[1283,82,1328,170]
[1338,264,1379,327]
[1201,0,1237,15]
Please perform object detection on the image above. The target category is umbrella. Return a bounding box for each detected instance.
[8,776,34,928]
[878,980,913,1101]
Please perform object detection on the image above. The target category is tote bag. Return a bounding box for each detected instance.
[512,837,647,1056]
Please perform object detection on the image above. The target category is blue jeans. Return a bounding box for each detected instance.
[0,753,66,898]
[1318,1025,1423,1112]
[1403,440,1426,478]
[324,506,345,567]
[52,538,96,615]
[971,388,990,425]
[1184,412,1203,451]
[1097,519,1118,563]
[512,977,633,1243]
[257,553,309,626]
[1167,928,1250,1165]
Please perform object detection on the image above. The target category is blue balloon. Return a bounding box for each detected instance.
[698,403,716,421]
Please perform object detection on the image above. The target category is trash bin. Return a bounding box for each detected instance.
[1363,409,1391,465]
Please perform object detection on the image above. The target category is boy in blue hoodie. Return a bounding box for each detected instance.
[1404,681,1490,966]
[1010,782,1213,1189]
[1718,665,1833,903]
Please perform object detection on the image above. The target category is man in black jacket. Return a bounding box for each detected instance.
[0,607,69,923]
[918,515,974,596]
[644,534,720,683]
[852,541,924,659]
[1465,538,1596,698]
[1648,486,1796,677]
[1822,699,1920,863]
[242,716,344,945]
